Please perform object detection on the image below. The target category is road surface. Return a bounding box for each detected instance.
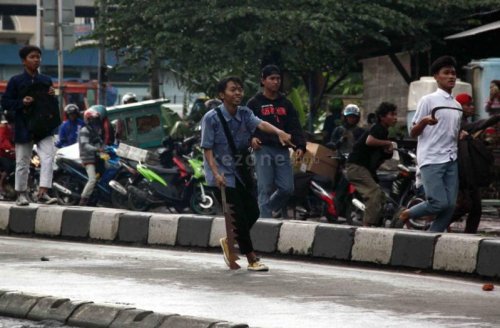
[0,236,499,328]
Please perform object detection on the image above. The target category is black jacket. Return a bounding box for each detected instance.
[1,71,60,143]
[246,93,306,151]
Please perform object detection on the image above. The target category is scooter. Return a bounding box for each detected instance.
[125,152,218,215]
[51,144,130,208]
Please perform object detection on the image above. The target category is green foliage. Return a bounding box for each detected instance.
[94,0,499,101]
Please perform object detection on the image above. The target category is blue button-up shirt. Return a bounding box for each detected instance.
[201,105,262,188]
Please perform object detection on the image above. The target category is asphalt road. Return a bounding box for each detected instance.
[0,318,73,327]
[0,236,499,328]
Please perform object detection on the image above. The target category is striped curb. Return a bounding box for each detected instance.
[0,203,499,278]
[0,290,248,328]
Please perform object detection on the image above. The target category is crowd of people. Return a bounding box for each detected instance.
[0,45,498,272]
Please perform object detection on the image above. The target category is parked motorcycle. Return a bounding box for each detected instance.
[125,152,218,215]
[0,149,41,202]
[51,145,130,208]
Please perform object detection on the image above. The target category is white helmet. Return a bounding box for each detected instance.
[343,104,360,117]
[122,92,138,104]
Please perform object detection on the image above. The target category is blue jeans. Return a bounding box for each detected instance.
[253,145,294,218]
[408,160,458,232]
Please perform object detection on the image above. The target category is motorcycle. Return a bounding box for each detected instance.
[51,144,130,208]
[0,149,41,202]
[125,152,219,215]
[345,148,422,227]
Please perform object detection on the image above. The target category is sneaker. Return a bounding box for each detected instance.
[37,193,57,205]
[247,261,269,272]
[15,192,29,206]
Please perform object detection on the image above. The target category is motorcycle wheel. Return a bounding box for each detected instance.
[344,199,364,226]
[190,189,218,215]
[53,173,83,206]
[127,179,151,212]
[110,176,129,209]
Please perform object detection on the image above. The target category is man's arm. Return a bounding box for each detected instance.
[55,123,67,148]
[410,116,438,138]
[257,121,294,147]
[284,102,306,151]
[203,148,225,187]
[366,135,392,148]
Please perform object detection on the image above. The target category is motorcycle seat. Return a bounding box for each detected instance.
[148,165,180,175]
[377,170,399,182]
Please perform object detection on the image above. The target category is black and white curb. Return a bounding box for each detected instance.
[1,202,500,278]
[0,289,247,327]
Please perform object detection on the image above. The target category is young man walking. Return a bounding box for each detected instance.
[345,102,398,226]
[201,76,293,271]
[1,45,59,205]
[399,56,463,232]
[247,65,306,218]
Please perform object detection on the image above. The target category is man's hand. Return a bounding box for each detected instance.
[48,87,56,96]
[215,173,226,188]
[295,149,304,159]
[421,115,438,126]
[277,130,295,148]
[251,137,262,150]
[384,141,394,154]
[23,96,34,106]
[459,130,469,140]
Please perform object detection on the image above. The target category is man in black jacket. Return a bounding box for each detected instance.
[1,45,59,206]
[247,65,306,218]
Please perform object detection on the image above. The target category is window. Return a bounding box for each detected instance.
[136,114,161,135]
[0,16,15,30]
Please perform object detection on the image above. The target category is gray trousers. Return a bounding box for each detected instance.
[81,163,97,199]
[15,136,55,192]
[346,163,385,226]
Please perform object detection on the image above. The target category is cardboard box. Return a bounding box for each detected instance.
[291,142,338,182]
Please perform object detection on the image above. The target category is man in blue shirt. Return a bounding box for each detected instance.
[55,104,84,148]
[1,45,58,206]
[201,76,293,272]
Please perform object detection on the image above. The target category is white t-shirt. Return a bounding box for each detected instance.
[412,88,462,168]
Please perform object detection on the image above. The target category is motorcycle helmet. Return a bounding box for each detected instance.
[64,104,80,116]
[343,104,360,117]
[89,104,107,119]
[83,108,101,125]
[122,92,138,104]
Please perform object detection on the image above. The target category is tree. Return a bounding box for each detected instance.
[94,0,498,129]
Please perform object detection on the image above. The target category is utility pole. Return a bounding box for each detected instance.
[57,0,64,117]
[43,0,75,118]
[97,0,106,105]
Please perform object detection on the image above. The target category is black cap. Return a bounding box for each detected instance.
[261,65,281,79]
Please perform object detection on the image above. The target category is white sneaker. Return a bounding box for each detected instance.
[37,193,57,205]
[15,193,29,206]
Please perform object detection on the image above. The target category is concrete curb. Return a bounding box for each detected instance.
[0,290,248,328]
[1,202,500,278]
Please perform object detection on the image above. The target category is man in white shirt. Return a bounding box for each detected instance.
[399,56,463,232]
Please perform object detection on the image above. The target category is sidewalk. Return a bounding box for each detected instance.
[450,205,500,236]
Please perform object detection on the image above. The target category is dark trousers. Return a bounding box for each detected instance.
[453,187,482,233]
[217,180,260,255]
